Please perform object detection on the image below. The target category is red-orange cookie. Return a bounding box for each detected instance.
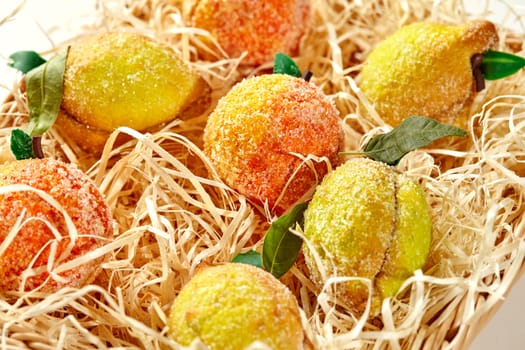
[0,158,113,292]
[185,0,311,65]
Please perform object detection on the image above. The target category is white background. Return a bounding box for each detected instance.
[1,0,524,349]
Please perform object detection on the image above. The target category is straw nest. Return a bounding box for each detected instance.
[1,0,525,349]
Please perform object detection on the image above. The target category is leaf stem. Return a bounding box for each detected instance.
[32,136,44,159]
[471,53,485,92]
[302,70,313,82]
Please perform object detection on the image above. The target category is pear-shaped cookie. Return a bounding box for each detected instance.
[359,21,498,128]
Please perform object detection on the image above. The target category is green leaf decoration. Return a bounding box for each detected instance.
[481,50,525,80]
[10,129,35,160]
[262,202,307,278]
[363,116,467,165]
[232,250,263,268]
[26,49,69,136]
[8,51,46,74]
[273,52,302,78]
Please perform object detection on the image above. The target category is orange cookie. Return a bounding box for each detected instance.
[184,0,310,65]
[204,74,342,214]
[0,158,113,292]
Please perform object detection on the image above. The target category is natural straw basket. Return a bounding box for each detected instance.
[1,0,525,349]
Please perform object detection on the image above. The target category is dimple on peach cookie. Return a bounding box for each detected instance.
[203,73,342,214]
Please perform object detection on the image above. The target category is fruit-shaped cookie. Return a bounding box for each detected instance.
[167,263,305,350]
[203,73,342,214]
[303,157,431,313]
[359,20,498,127]
[55,31,209,153]
[0,158,113,292]
[183,0,310,65]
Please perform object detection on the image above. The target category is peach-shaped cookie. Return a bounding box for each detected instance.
[167,263,305,349]
[184,0,310,65]
[303,158,431,314]
[0,158,113,292]
[203,74,342,214]
[56,31,209,153]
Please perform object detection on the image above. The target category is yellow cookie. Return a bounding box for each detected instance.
[360,21,498,128]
